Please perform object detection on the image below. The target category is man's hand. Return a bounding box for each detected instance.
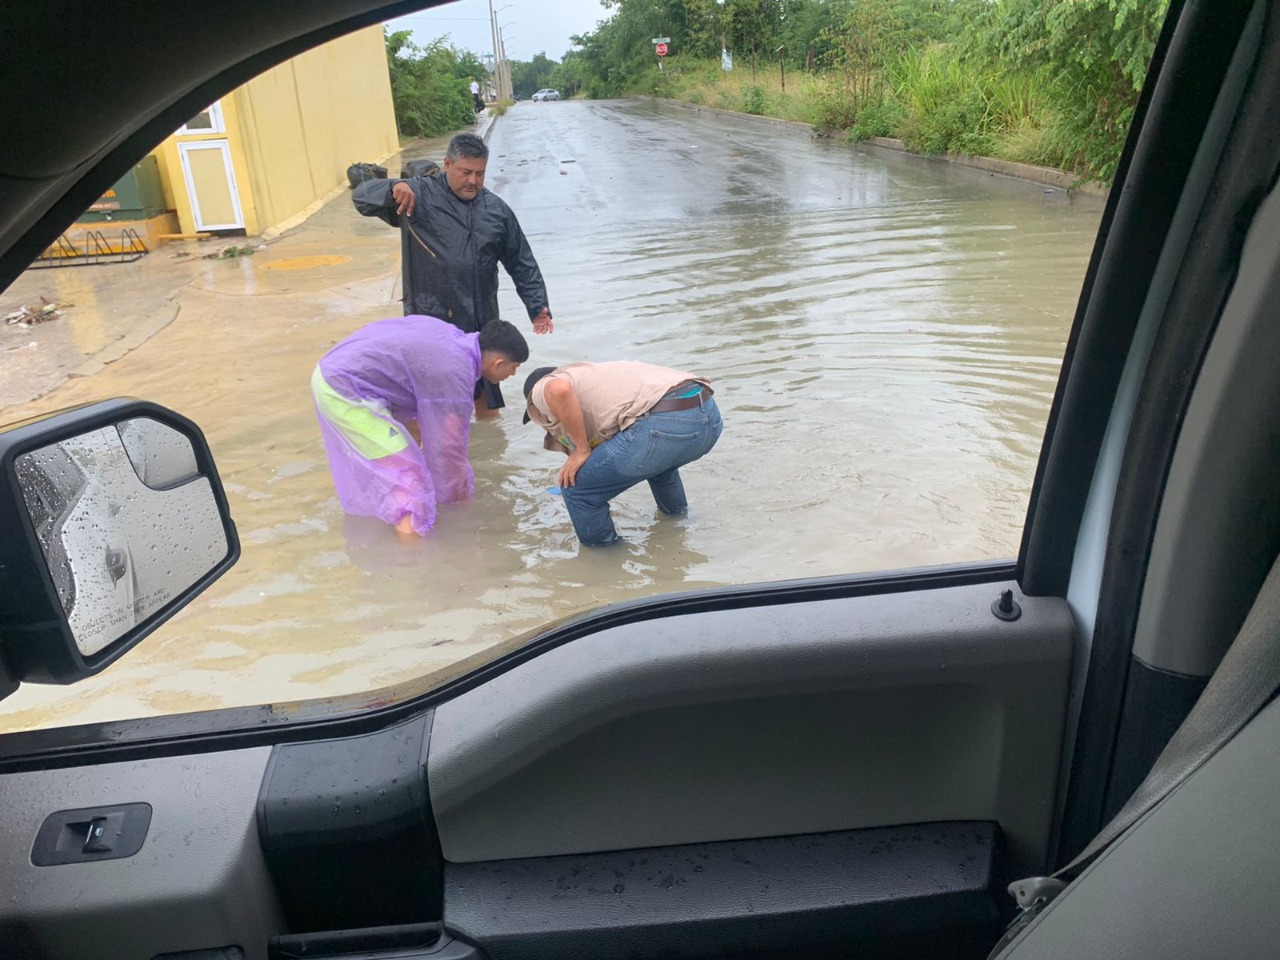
[559,448,591,488]
[532,307,554,335]
[392,181,416,217]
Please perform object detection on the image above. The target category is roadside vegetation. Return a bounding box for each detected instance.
[518,0,1171,185]
[384,29,489,137]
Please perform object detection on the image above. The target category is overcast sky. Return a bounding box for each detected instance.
[387,0,611,64]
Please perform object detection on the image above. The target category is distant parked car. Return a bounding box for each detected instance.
[531,88,560,102]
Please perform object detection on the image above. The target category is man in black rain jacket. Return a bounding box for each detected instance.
[354,133,553,419]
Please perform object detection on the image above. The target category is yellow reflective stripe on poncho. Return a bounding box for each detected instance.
[311,367,409,460]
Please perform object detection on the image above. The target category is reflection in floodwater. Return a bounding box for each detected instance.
[0,101,1104,730]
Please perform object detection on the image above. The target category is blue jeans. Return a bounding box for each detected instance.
[563,397,723,546]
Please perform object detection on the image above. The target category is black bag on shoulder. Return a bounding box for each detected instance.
[400,158,441,179]
[346,162,388,188]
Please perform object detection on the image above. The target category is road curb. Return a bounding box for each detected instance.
[864,137,1109,197]
[261,180,352,243]
[68,301,181,380]
[636,96,816,140]
[0,298,186,413]
[643,96,1108,196]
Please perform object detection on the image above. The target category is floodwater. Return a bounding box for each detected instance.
[0,100,1104,731]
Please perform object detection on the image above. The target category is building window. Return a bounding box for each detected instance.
[178,101,226,135]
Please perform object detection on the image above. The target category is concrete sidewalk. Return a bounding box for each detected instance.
[0,123,487,417]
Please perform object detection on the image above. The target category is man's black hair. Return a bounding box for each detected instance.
[478,319,529,362]
[447,133,489,162]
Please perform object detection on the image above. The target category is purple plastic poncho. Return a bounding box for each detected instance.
[314,315,481,535]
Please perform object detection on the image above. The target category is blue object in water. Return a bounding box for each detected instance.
[547,486,562,495]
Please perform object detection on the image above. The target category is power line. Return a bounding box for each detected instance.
[390,15,494,22]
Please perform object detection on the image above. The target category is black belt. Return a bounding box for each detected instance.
[648,384,712,414]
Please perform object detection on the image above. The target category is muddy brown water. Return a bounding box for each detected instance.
[0,100,1103,731]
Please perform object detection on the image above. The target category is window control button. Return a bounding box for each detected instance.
[82,816,114,853]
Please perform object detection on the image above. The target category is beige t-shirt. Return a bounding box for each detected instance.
[528,361,710,452]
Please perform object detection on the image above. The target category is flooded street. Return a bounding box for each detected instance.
[0,100,1103,730]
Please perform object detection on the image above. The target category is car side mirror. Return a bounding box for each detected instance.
[0,400,239,699]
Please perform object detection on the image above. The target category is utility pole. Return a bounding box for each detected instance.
[487,0,501,101]
[499,28,511,100]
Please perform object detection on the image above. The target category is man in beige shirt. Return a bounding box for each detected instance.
[522,362,724,545]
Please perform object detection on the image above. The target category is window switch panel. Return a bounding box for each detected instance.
[31,803,152,866]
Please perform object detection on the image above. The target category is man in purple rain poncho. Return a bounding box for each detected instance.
[311,317,529,537]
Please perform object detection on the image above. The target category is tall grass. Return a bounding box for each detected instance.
[637,48,1092,180]
[889,46,995,155]
[648,58,829,125]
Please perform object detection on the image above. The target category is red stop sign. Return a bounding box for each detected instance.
[656,42,668,57]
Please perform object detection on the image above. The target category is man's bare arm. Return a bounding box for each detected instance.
[543,379,592,486]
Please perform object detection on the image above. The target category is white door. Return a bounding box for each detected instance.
[177,140,244,231]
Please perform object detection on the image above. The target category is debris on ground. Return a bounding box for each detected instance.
[4,297,68,327]
[204,244,257,260]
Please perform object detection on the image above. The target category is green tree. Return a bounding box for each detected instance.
[680,0,730,59]
[511,52,560,99]
[384,29,476,138]
[965,0,1171,179]
[725,0,783,78]
[824,0,898,102]
[570,0,706,97]
[451,48,490,83]
[550,50,589,99]
[558,0,1168,183]
[781,0,853,71]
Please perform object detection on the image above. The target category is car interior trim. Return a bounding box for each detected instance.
[444,822,1004,960]
[1017,0,1236,598]
[1056,0,1271,865]
[429,584,1074,875]
[257,714,444,932]
[1132,164,1280,678]
[0,747,283,960]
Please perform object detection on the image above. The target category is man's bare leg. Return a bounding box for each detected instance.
[474,395,501,421]
[394,515,419,537]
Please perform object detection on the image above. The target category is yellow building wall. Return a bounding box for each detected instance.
[233,24,399,233]
[150,24,397,237]
[153,96,260,236]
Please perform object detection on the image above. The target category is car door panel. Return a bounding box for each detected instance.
[0,579,1071,960]
[429,582,1074,875]
[257,715,443,934]
[0,747,282,960]
[445,822,1003,960]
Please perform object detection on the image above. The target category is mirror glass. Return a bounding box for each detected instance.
[14,418,229,657]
